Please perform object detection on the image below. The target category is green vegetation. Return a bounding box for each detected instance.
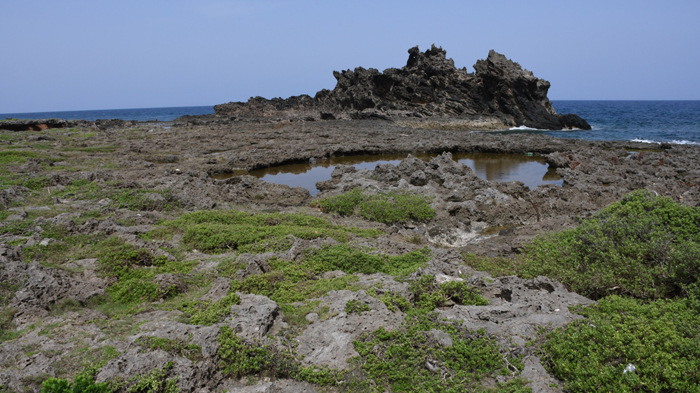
[0,150,40,166]
[348,275,524,392]
[217,326,341,385]
[41,360,178,393]
[40,348,120,393]
[315,188,435,224]
[158,210,382,254]
[182,291,241,326]
[542,296,700,392]
[229,244,431,304]
[463,190,700,393]
[41,372,110,393]
[123,362,178,393]
[96,238,196,305]
[465,190,700,300]
[0,308,21,342]
[410,275,490,312]
[345,299,371,315]
[134,336,203,362]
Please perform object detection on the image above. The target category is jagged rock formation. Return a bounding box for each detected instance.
[213,45,590,131]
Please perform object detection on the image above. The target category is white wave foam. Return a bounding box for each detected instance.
[630,138,659,144]
[509,125,542,131]
[630,138,700,146]
[670,139,700,145]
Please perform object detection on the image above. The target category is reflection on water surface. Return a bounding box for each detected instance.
[211,152,562,195]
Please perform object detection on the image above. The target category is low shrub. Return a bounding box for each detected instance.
[229,245,431,304]
[162,210,382,254]
[183,291,241,326]
[542,296,700,392]
[352,322,520,393]
[217,326,341,385]
[466,190,700,300]
[316,188,435,224]
[345,300,371,315]
[410,275,489,313]
[134,336,203,362]
[0,308,20,343]
[96,237,195,305]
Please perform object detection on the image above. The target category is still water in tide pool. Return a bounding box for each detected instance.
[211,153,562,196]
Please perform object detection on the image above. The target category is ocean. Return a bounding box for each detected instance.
[2,101,699,145]
[0,106,215,122]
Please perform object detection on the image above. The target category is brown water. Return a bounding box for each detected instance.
[211,152,562,195]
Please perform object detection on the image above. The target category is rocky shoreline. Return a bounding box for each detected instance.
[1,117,699,392]
[1,47,699,393]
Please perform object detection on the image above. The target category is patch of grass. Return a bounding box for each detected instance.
[352,317,522,393]
[230,245,430,304]
[343,275,523,392]
[135,336,203,362]
[22,229,104,266]
[367,288,412,313]
[52,179,183,212]
[122,361,179,393]
[345,299,371,315]
[49,298,82,316]
[40,345,121,392]
[156,210,382,254]
[0,150,39,165]
[52,345,121,380]
[465,190,700,300]
[279,301,323,329]
[315,188,435,224]
[0,308,20,342]
[96,237,196,305]
[217,326,341,385]
[542,296,700,393]
[315,187,365,216]
[216,257,244,278]
[409,275,489,313]
[182,291,241,326]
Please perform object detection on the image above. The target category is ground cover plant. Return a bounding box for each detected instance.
[465,190,700,300]
[542,296,700,392]
[217,326,341,386]
[348,275,529,392]
[463,190,700,392]
[228,244,431,304]
[156,209,383,254]
[95,238,196,305]
[315,188,435,224]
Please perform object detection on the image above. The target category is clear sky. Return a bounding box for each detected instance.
[2,0,699,113]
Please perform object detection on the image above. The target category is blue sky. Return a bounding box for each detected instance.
[2,0,699,113]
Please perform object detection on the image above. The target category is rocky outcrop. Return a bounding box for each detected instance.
[213,45,590,131]
[0,119,92,131]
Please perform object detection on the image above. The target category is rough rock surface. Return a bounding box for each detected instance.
[295,289,406,370]
[212,45,590,131]
[2,111,700,392]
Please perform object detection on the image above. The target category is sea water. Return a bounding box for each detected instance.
[546,100,700,145]
[0,106,214,122]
